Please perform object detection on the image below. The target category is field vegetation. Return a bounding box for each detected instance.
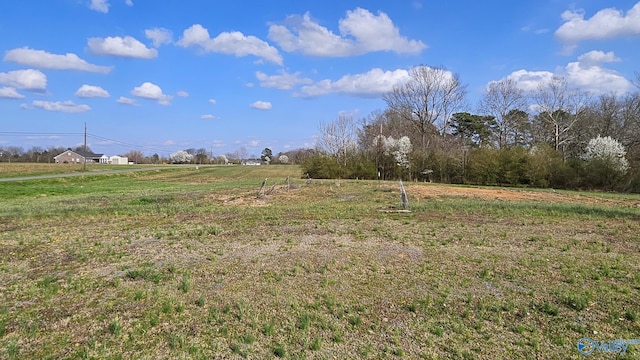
[1,163,639,359]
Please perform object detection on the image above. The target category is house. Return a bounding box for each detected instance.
[109,155,129,165]
[54,150,105,164]
[241,159,262,166]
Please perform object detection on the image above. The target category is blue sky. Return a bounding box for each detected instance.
[1,0,639,158]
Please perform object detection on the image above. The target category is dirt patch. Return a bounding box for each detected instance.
[207,192,271,207]
[406,184,640,208]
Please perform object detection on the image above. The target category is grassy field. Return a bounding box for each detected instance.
[1,164,639,359]
[0,163,154,178]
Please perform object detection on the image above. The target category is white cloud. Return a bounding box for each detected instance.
[33,100,90,113]
[503,69,555,92]
[577,50,620,66]
[555,3,640,45]
[125,0,133,6]
[176,90,189,97]
[499,50,633,95]
[75,84,110,98]
[0,87,24,99]
[250,100,272,110]
[145,28,173,47]
[116,96,138,105]
[298,68,411,98]
[88,36,158,59]
[268,8,426,57]
[131,82,172,105]
[178,24,283,65]
[256,70,312,90]
[4,47,112,74]
[521,26,549,34]
[564,62,632,95]
[0,69,47,91]
[201,114,217,120]
[208,98,217,104]
[89,0,109,13]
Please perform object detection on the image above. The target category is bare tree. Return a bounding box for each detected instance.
[3,146,24,162]
[358,109,416,152]
[238,146,248,161]
[383,65,467,149]
[532,77,590,156]
[27,146,44,162]
[478,78,527,148]
[123,150,145,164]
[279,148,318,164]
[194,148,209,164]
[619,93,640,152]
[316,115,358,166]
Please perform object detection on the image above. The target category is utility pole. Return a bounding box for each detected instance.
[83,122,87,171]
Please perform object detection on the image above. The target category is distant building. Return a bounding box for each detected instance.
[53,150,130,165]
[109,155,129,165]
[54,150,104,164]
[241,159,262,166]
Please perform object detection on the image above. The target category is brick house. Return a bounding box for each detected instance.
[54,150,105,164]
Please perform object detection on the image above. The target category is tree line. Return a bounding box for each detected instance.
[0,145,161,165]
[0,144,318,166]
[303,66,640,192]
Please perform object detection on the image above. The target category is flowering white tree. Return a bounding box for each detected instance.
[278,154,289,164]
[170,150,193,164]
[582,135,629,173]
[374,135,412,169]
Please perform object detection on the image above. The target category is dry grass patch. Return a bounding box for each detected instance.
[408,183,640,208]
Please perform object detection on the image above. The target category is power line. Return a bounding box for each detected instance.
[0,131,82,136]
[0,130,186,155]
[86,133,176,154]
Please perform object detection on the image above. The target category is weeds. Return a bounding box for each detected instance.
[310,336,322,351]
[108,317,122,336]
[541,302,559,316]
[273,343,286,357]
[262,322,274,336]
[298,313,311,331]
[178,271,191,293]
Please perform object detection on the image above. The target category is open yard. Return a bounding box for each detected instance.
[0,164,639,359]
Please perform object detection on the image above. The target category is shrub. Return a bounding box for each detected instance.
[496,147,529,186]
[301,155,344,179]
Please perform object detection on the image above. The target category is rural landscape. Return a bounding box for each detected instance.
[2,1,640,358]
[1,163,639,359]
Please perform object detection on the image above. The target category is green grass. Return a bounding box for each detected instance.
[0,164,639,358]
